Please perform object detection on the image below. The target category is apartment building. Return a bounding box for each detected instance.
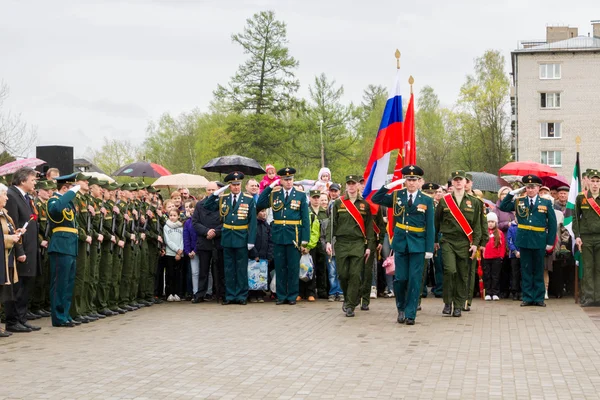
[511,21,600,176]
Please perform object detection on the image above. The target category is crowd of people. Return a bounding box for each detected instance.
[1,161,599,335]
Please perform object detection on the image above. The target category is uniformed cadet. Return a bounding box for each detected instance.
[96,181,118,316]
[499,175,557,307]
[118,184,138,312]
[420,182,443,303]
[109,184,127,314]
[134,184,153,307]
[573,169,600,307]
[373,166,434,324]
[257,167,310,305]
[326,174,374,317]
[47,174,82,327]
[143,186,162,305]
[86,177,107,320]
[435,170,482,317]
[204,171,257,305]
[128,183,143,309]
[465,173,488,311]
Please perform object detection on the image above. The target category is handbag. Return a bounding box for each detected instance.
[299,253,314,282]
[383,250,395,275]
[248,259,268,290]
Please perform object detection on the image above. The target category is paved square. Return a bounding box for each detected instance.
[2,297,600,399]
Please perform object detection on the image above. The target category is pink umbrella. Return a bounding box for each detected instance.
[0,157,46,176]
[542,175,569,189]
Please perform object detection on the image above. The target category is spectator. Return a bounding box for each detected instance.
[259,164,279,193]
[554,186,569,214]
[248,209,273,303]
[483,212,505,301]
[183,200,198,301]
[246,179,260,202]
[319,193,329,209]
[170,191,183,214]
[178,187,194,201]
[163,209,184,302]
[312,167,332,193]
[298,190,323,301]
[45,168,60,182]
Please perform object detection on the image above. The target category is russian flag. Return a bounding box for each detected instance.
[362,70,404,200]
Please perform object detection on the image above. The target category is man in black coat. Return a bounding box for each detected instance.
[4,167,41,333]
[192,181,224,302]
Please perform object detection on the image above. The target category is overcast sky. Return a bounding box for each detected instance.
[1,0,598,158]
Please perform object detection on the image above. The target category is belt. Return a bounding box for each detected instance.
[518,224,546,232]
[52,227,78,234]
[273,220,302,225]
[223,223,248,230]
[395,222,425,233]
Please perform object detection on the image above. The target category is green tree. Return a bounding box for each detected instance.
[354,84,389,172]
[213,10,299,115]
[88,138,139,176]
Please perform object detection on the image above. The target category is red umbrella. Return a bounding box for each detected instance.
[113,161,171,178]
[0,157,46,176]
[499,161,558,178]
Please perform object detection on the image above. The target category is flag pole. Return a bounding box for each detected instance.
[575,136,581,303]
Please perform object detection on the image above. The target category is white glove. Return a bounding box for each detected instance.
[247,244,255,250]
[425,252,433,259]
[545,245,553,251]
[69,184,81,193]
[269,179,281,189]
[214,184,230,196]
[509,186,526,196]
[385,179,405,189]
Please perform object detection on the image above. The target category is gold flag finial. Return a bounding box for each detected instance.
[395,49,401,69]
[576,136,581,152]
[408,75,414,94]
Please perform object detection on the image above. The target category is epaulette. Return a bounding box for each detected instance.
[272,187,282,192]
[295,188,304,192]
[515,194,526,200]
[219,192,229,197]
[421,192,434,199]
[243,193,253,199]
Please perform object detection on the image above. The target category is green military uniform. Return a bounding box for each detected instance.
[141,189,160,304]
[499,175,557,306]
[435,170,483,317]
[309,202,329,299]
[573,169,600,306]
[360,205,385,309]
[128,188,142,307]
[119,185,137,310]
[31,180,55,316]
[47,174,80,327]
[418,183,439,306]
[109,186,126,313]
[329,175,374,316]
[466,178,489,309]
[257,167,310,304]
[86,178,106,319]
[132,187,150,306]
[204,172,257,304]
[95,182,117,316]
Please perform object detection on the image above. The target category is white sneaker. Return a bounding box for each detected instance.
[492,295,500,301]
[545,291,549,300]
[485,295,492,301]
[167,294,174,302]
[370,286,377,299]
[174,294,181,302]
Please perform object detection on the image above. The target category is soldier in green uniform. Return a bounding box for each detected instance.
[465,173,489,311]
[499,175,557,306]
[109,183,127,314]
[359,201,384,311]
[134,184,153,307]
[95,182,118,316]
[434,170,482,317]
[326,175,374,317]
[373,166,435,324]
[573,169,600,307]
[127,183,144,309]
[257,167,310,305]
[47,173,82,327]
[86,177,107,320]
[418,182,440,308]
[118,184,138,311]
[142,186,161,305]
[204,172,257,305]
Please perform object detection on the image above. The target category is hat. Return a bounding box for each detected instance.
[557,186,570,192]
[540,186,550,192]
[329,183,341,191]
[88,177,105,186]
[309,189,321,198]
[224,171,244,183]
[105,182,120,191]
[346,175,361,183]
[277,167,296,180]
[147,186,159,193]
[487,212,498,223]
[522,174,543,185]
[128,182,139,191]
[265,164,276,173]
[119,183,133,191]
[75,172,91,182]
[216,181,225,188]
[588,169,600,179]
[56,173,78,184]
[401,165,424,179]
[466,173,473,182]
[422,182,440,191]
[450,170,466,179]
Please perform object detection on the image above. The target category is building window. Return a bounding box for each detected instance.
[540,122,561,138]
[540,151,562,167]
[540,64,561,79]
[540,92,561,109]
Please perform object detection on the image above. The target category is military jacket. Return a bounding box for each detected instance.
[257,186,310,246]
[573,191,600,237]
[144,202,161,245]
[35,198,50,245]
[47,191,78,256]
[204,192,256,248]
[498,193,557,249]
[74,192,91,243]
[90,196,104,243]
[435,192,483,246]
[329,195,375,254]
[373,187,434,254]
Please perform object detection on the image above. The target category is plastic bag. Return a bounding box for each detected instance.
[299,254,314,282]
[270,270,276,293]
[383,251,395,276]
[248,259,268,290]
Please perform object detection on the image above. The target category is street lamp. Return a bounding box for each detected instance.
[319,119,325,168]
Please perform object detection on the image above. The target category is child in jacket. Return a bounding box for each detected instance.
[483,212,505,301]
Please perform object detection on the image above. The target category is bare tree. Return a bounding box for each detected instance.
[0,82,37,157]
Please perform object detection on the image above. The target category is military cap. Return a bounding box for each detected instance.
[98,180,112,189]
[35,180,49,190]
[346,175,361,183]
[75,172,91,181]
[329,183,341,191]
[556,186,570,192]
[466,173,473,182]
[46,180,57,190]
[119,183,133,191]
[0,176,7,185]
[401,165,424,179]
[147,186,159,193]
[422,182,440,191]
[104,182,119,191]
[216,181,225,188]
[87,177,105,186]
[588,169,600,179]
[278,167,296,180]
[56,173,78,184]
[450,170,467,179]
[309,189,322,198]
[522,174,543,185]
[224,171,244,184]
[582,171,588,178]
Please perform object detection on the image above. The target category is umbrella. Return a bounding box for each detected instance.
[467,172,510,193]
[113,161,171,178]
[202,155,266,176]
[499,161,558,178]
[542,175,569,189]
[0,157,45,176]
[85,171,115,183]
[152,173,209,189]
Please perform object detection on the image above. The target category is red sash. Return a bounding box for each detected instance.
[443,193,473,243]
[341,196,366,238]
[587,193,600,217]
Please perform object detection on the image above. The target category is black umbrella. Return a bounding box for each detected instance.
[202,155,266,176]
[113,161,171,178]
[467,172,510,193]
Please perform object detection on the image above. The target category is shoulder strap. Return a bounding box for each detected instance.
[586,192,600,217]
[443,193,473,243]
[340,196,366,238]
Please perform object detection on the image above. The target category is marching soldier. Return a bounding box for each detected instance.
[434,170,482,317]
[204,171,257,305]
[257,167,310,306]
[573,169,600,307]
[499,175,557,307]
[326,175,374,317]
[372,166,434,324]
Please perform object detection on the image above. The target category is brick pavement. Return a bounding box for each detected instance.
[2,297,600,399]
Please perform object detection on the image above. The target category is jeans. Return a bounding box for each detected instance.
[190,256,200,295]
[327,256,342,296]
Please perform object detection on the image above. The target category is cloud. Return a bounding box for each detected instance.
[49,93,148,119]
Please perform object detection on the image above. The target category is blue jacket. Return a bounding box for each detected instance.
[183,218,197,254]
[506,222,520,258]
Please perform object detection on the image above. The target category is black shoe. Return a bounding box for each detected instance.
[342,302,348,313]
[512,293,519,301]
[69,319,82,325]
[452,309,461,317]
[417,305,422,311]
[276,300,285,305]
[31,310,45,318]
[0,330,11,337]
[442,304,452,315]
[26,311,41,320]
[520,301,533,307]
[130,302,143,308]
[288,301,296,305]
[397,311,406,324]
[406,319,415,325]
[222,300,232,305]
[113,307,127,314]
[345,308,355,317]
[22,322,41,331]
[55,321,76,328]
[462,306,471,312]
[141,300,153,307]
[98,309,114,317]
[240,300,247,305]
[360,304,369,311]
[90,312,106,319]
[535,301,546,307]
[434,294,443,298]
[153,298,164,304]
[6,323,32,333]
[122,305,136,311]
[85,315,98,322]
[74,316,89,324]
